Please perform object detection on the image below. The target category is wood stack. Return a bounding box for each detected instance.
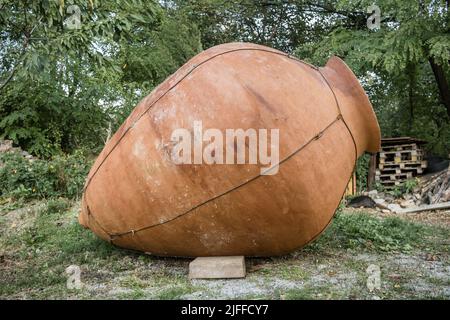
[418,168,450,204]
[375,137,428,188]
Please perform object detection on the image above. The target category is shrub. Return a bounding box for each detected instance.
[375,178,419,198]
[388,178,419,198]
[0,150,92,200]
[355,153,370,193]
[306,211,434,252]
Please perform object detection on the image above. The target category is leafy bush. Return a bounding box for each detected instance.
[307,212,436,252]
[375,178,419,198]
[386,178,419,198]
[0,151,91,200]
[355,153,370,192]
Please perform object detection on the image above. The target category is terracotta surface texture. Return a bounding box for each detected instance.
[79,42,381,257]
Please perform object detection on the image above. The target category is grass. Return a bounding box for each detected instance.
[283,285,339,300]
[258,263,310,281]
[156,285,197,300]
[305,211,449,253]
[0,198,449,299]
[0,198,122,298]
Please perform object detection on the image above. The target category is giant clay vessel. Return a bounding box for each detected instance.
[79,42,381,257]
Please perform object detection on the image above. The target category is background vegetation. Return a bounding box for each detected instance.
[1,1,449,300]
[0,0,449,197]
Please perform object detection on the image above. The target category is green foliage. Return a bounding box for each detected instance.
[0,151,91,200]
[175,0,323,52]
[120,13,202,88]
[308,211,443,253]
[295,0,450,156]
[0,0,449,191]
[388,178,419,198]
[156,286,195,300]
[375,178,419,198]
[355,153,370,192]
[179,1,450,157]
[19,200,110,256]
[0,75,111,157]
[0,0,201,157]
[44,198,71,215]
[0,199,117,297]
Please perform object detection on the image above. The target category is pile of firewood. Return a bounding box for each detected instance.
[418,168,450,204]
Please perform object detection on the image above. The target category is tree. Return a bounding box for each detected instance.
[176,0,449,154]
[1,0,449,157]
[174,0,334,52]
[0,0,201,156]
[295,0,450,154]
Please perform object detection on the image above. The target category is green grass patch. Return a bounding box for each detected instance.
[0,198,121,298]
[1,200,449,299]
[306,211,449,253]
[116,289,146,300]
[156,285,196,300]
[258,264,310,281]
[282,285,341,300]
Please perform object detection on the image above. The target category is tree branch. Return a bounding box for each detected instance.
[0,17,42,92]
[429,57,450,120]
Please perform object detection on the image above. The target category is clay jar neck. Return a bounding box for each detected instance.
[319,57,381,157]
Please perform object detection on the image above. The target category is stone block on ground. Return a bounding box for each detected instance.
[189,256,246,279]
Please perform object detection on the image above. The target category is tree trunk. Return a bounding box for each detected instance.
[429,58,450,119]
[408,64,415,132]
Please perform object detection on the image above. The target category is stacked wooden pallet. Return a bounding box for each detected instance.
[375,137,427,188]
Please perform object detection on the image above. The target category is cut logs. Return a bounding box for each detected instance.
[365,166,450,214]
[418,168,450,205]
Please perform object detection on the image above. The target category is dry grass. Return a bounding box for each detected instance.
[1,199,448,300]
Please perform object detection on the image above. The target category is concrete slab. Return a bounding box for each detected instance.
[189,256,246,279]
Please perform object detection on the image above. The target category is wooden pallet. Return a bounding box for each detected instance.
[379,151,419,157]
[380,143,418,152]
[375,141,428,189]
[376,172,413,181]
[379,149,422,156]
[376,167,423,175]
[378,180,402,187]
[378,160,427,170]
[379,150,423,164]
